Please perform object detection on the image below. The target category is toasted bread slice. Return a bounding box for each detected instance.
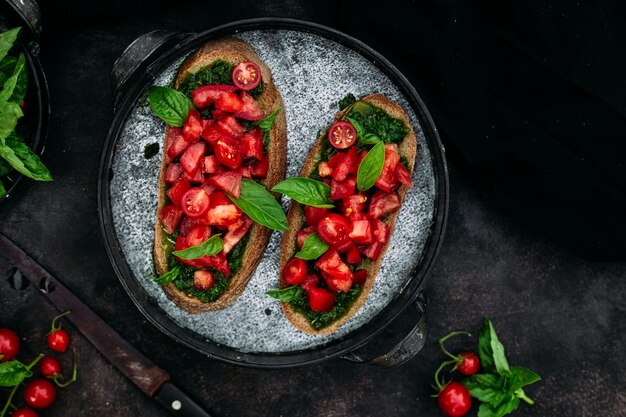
[279,94,416,334]
[154,38,287,313]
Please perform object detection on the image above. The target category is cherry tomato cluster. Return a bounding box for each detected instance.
[432,331,481,417]
[0,312,77,417]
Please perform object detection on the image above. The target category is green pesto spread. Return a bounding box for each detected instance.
[178,60,264,100]
[345,101,409,145]
[289,285,362,330]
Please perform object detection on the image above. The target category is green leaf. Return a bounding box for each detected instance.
[155,265,180,284]
[148,86,194,127]
[477,403,498,417]
[485,318,510,375]
[2,135,51,181]
[0,28,20,64]
[0,359,31,387]
[508,366,541,392]
[229,179,288,231]
[0,53,24,103]
[172,234,223,260]
[272,177,334,208]
[359,133,381,146]
[493,397,520,417]
[254,108,281,132]
[295,232,329,260]
[0,101,22,143]
[357,141,385,191]
[344,116,365,138]
[0,56,28,102]
[338,93,356,110]
[266,285,304,302]
[0,179,5,198]
[0,157,11,176]
[462,374,508,408]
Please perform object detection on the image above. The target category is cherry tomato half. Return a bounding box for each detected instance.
[181,188,211,218]
[457,352,480,376]
[328,121,357,149]
[232,61,262,90]
[0,328,20,362]
[12,408,38,417]
[317,214,350,246]
[24,379,56,409]
[283,258,307,285]
[47,329,69,353]
[40,357,62,377]
[214,136,243,170]
[437,382,471,417]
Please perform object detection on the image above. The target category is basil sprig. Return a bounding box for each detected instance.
[172,234,224,260]
[295,232,329,260]
[148,86,194,127]
[155,265,180,285]
[356,141,385,191]
[461,317,541,417]
[254,108,281,132]
[266,285,304,302]
[272,177,334,208]
[229,179,288,231]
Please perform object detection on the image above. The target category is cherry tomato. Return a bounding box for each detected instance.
[437,382,471,417]
[24,379,56,409]
[232,61,262,90]
[47,329,70,353]
[214,136,243,169]
[181,188,211,218]
[39,357,62,377]
[283,258,307,285]
[328,121,357,149]
[193,270,215,291]
[12,408,38,417]
[457,352,480,376]
[0,328,20,362]
[317,214,350,246]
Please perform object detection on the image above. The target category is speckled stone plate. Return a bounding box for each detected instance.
[99,19,448,368]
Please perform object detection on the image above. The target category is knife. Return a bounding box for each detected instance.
[0,232,212,417]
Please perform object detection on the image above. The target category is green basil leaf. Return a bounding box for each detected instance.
[172,234,223,260]
[507,366,541,392]
[357,141,385,191]
[229,179,288,231]
[295,232,329,260]
[462,374,508,408]
[0,53,24,103]
[0,28,20,64]
[0,101,22,143]
[266,285,304,302]
[0,56,27,103]
[359,133,381,146]
[254,108,281,132]
[272,177,334,208]
[3,136,51,181]
[0,359,31,387]
[155,265,180,285]
[344,116,365,138]
[0,179,5,198]
[148,86,194,127]
[0,157,11,176]
[493,397,520,417]
[477,403,498,417]
[484,318,510,376]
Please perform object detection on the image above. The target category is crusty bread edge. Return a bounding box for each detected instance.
[154,38,287,313]
[279,94,417,335]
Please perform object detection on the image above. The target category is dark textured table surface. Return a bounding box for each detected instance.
[1,2,625,417]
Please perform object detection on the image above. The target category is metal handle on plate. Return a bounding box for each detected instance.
[5,0,42,35]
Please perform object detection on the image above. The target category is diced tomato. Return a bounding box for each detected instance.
[222,215,253,254]
[201,251,230,276]
[215,90,244,113]
[239,127,263,160]
[307,287,336,312]
[353,269,368,285]
[371,219,390,244]
[395,163,413,187]
[317,214,351,246]
[205,191,242,227]
[368,190,401,219]
[331,146,358,181]
[296,226,317,249]
[201,183,216,197]
[304,206,330,227]
[217,115,247,137]
[181,188,211,218]
[315,249,352,285]
[208,169,243,198]
[359,241,383,260]
[214,136,242,169]
[202,155,218,174]
[330,175,356,200]
[327,152,344,169]
[349,219,375,245]
[165,163,184,185]
[300,274,319,292]
[239,164,253,179]
[250,154,269,178]
[159,205,183,234]
[193,270,215,291]
[179,215,206,237]
[167,178,190,208]
[324,270,353,293]
[183,109,203,142]
[174,234,206,269]
[334,239,353,254]
[374,144,401,192]
[212,109,228,120]
[283,258,307,285]
[167,127,189,160]
[357,150,368,168]
[318,162,332,177]
[191,84,238,109]
[345,242,362,265]
[185,168,204,183]
[180,142,206,175]
[234,91,263,120]
[202,124,225,145]
[185,225,211,248]
[342,194,367,219]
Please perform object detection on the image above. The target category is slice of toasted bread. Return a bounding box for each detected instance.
[279,94,417,334]
[154,38,287,313]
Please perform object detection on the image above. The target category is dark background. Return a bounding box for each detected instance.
[1,1,625,416]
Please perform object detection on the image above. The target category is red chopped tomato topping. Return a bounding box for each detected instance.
[307,287,336,312]
[215,90,244,113]
[208,169,243,198]
[167,178,190,208]
[371,219,390,244]
[214,136,242,170]
[353,269,368,285]
[205,191,242,228]
[300,273,320,293]
[250,154,269,178]
[202,155,218,174]
[317,214,351,247]
[223,215,253,254]
[283,258,307,285]
[349,219,375,245]
[185,225,212,248]
[239,127,263,160]
[331,146,358,182]
[374,144,401,192]
[180,142,206,175]
[167,127,189,160]
[368,190,401,219]
[304,206,330,227]
[191,84,237,109]
[217,115,247,138]
[342,194,367,220]
[315,249,352,289]
[183,109,203,142]
[330,175,356,200]
[345,242,362,265]
[234,91,263,120]
[159,205,184,234]
[358,241,383,260]
[165,163,184,185]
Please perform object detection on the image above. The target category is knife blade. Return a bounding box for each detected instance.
[0,232,212,417]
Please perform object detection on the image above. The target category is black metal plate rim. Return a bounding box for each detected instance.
[98,17,449,369]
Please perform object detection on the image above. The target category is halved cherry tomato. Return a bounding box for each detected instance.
[250,154,269,178]
[208,169,243,198]
[395,162,413,187]
[193,270,215,291]
[358,241,383,260]
[345,242,362,265]
[283,258,307,285]
[167,178,190,208]
[24,379,56,409]
[222,216,253,254]
[368,190,401,219]
[205,191,242,227]
[300,274,319,292]
[159,205,184,234]
[318,161,332,177]
[215,90,244,113]
[167,127,189,160]
[342,194,367,219]
[201,123,224,145]
[296,226,317,249]
[217,115,247,137]
[331,146,358,181]
[349,219,375,245]
[202,155,218,174]
[317,214,350,246]
[307,287,336,312]
[315,249,352,289]
[191,84,238,109]
[183,109,203,142]
[239,127,263,160]
[232,61,262,91]
[165,163,184,185]
[181,188,211,218]
[0,328,20,362]
[304,206,330,227]
[328,121,357,149]
[374,144,401,192]
[214,136,242,169]
[353,269,368,285]
[234,91,263,120]
[185,225,211,248]
[330,175,356,200]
